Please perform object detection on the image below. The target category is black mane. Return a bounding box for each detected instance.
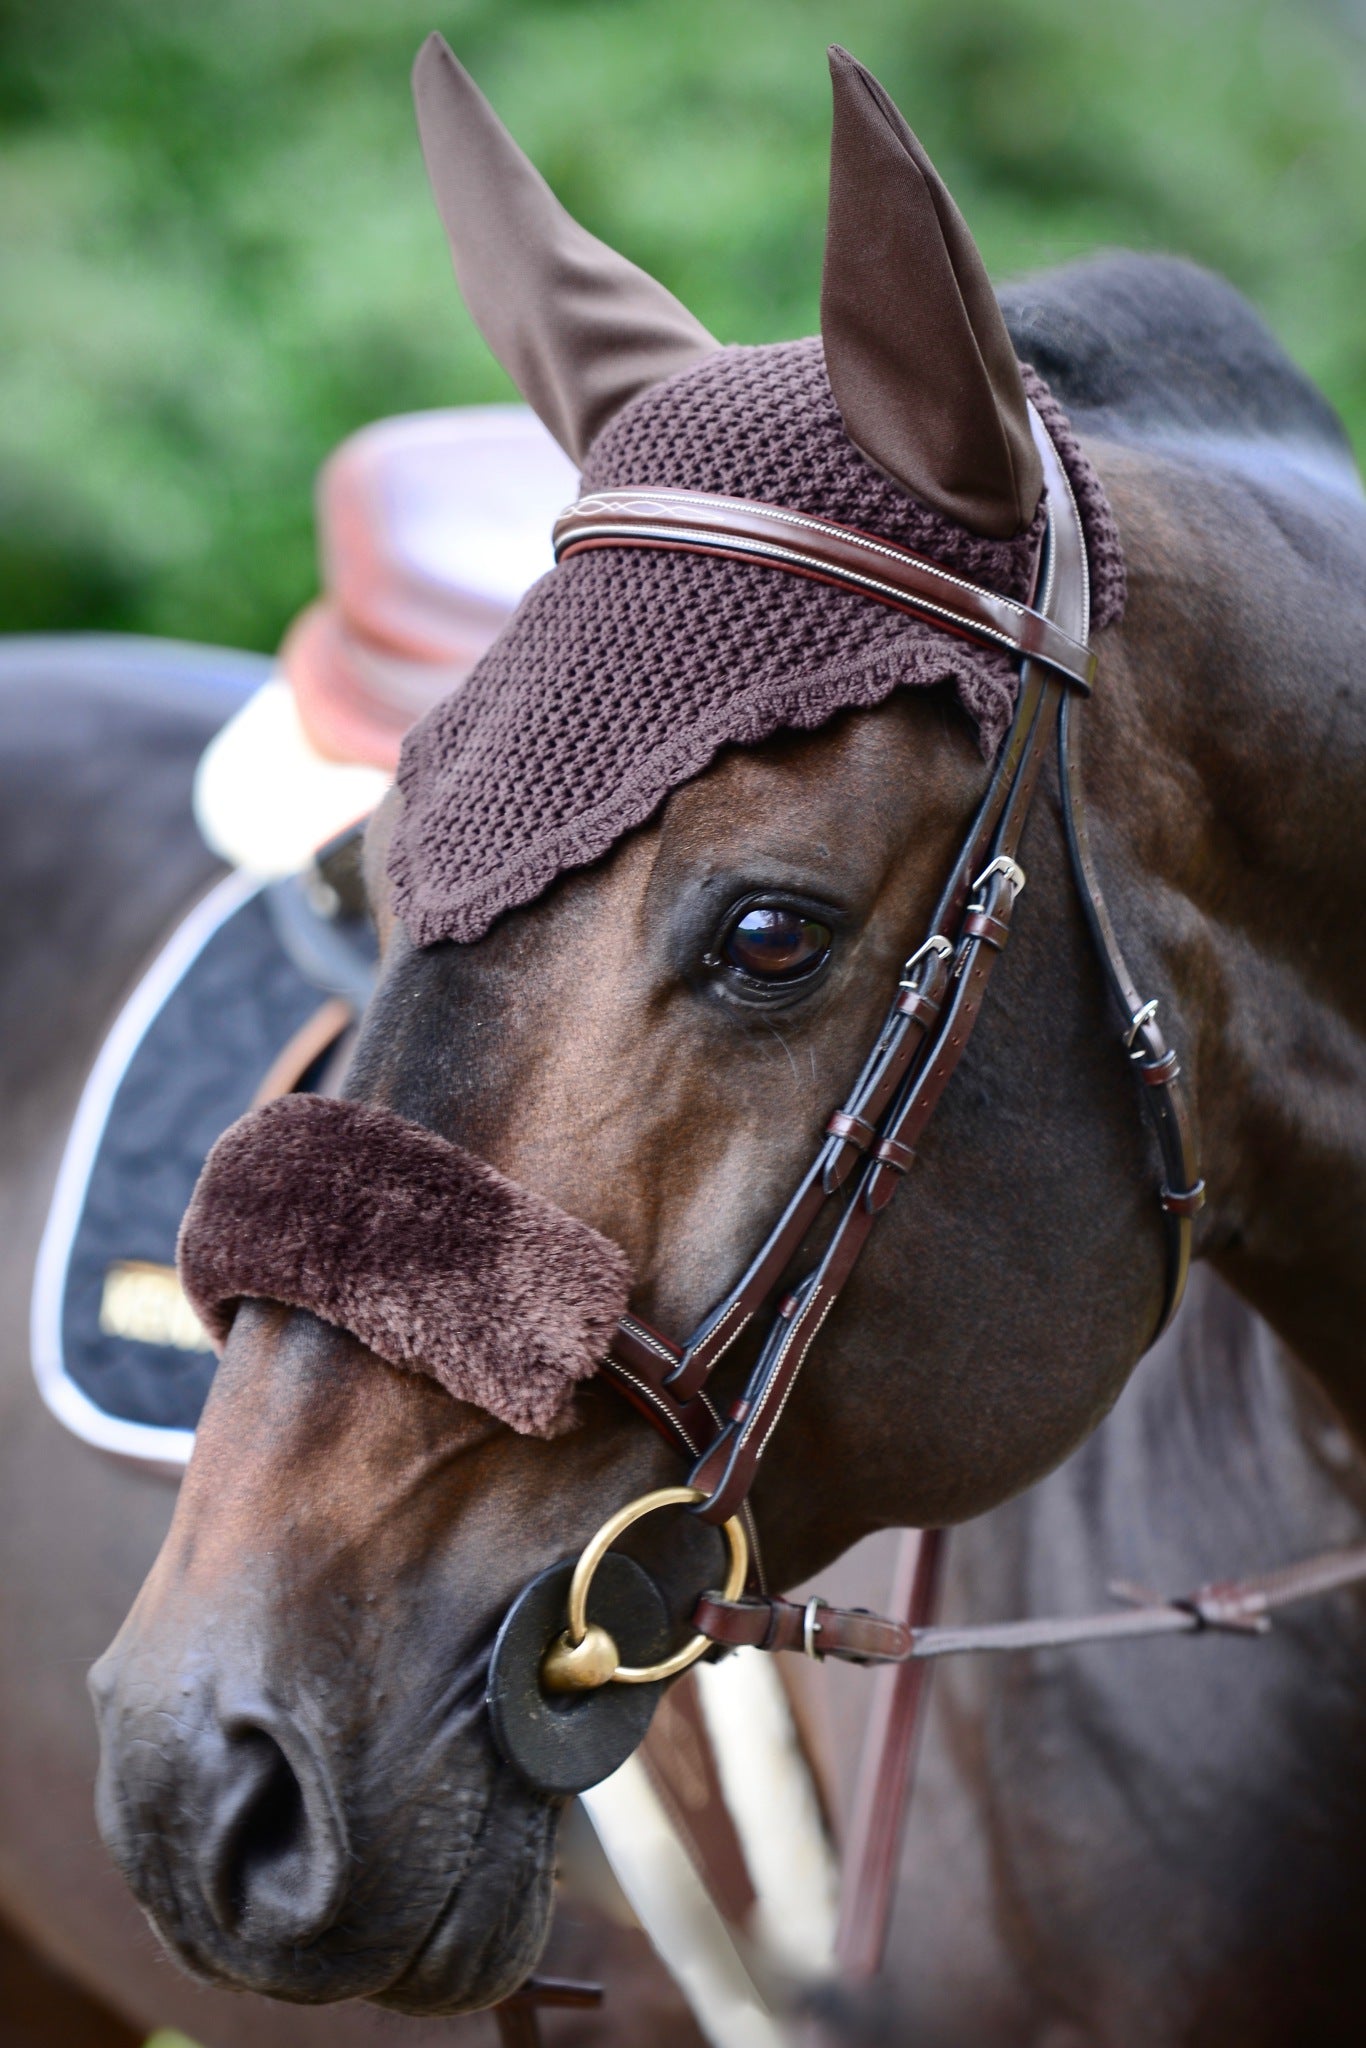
[1001,251,1353,460]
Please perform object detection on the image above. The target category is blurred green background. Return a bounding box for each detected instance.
[1,0,1363,653]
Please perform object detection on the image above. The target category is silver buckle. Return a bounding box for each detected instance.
[970,854,1026,904]
[802,1597,827,1660]
[898,933,952,989]
[1123,997,1160,1050]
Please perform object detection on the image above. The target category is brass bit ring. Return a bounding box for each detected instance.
[540,1485,748,1691]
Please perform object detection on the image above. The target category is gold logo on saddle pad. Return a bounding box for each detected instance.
[99,1260,212,1353]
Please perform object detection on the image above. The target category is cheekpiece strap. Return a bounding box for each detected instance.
[553,489,1097,694]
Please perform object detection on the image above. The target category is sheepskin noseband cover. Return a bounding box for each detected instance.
[177,1093,633,1437]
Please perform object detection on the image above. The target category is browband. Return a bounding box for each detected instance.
[552,488,1097,693]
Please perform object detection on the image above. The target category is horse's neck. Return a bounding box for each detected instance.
[952,1263,1366,1623]
[1097,435,1366,1429]
[922,1263,1366,2022]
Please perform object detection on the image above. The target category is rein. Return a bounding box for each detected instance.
[699,1542,1366,1664]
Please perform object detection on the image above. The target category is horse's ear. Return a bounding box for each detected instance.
[821,47,1042,538]
[412,34,717,463]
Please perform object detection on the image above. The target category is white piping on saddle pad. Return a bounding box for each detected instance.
[29,869,260,1470]
[581,1756,789,2048]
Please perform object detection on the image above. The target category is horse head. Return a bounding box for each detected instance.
[92,38,1211,2014]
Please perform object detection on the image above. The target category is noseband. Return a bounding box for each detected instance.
[557,405,1203,1546]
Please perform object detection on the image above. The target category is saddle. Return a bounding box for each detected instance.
[285,402,577,771]
[195,406,579,880]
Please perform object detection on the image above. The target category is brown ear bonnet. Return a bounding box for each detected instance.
[388,42,1124,950]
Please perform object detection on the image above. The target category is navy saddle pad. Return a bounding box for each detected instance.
[31,871,375,1465]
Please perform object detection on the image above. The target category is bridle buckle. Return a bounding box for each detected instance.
[1124,996,1160,1051]
[898,933,952,990]
[970,854,1026,906]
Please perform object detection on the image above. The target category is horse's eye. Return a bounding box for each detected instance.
[722,906,832,982]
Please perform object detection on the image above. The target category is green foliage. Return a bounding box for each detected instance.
[1,0,1363,650]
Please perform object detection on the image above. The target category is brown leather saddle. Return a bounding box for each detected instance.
[278,407,574,771]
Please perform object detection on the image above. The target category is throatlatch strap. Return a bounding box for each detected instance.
[1056,688,1204,1334]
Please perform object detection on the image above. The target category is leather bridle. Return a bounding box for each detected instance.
[496,408,1366,2016]
[551,406,1205,1535]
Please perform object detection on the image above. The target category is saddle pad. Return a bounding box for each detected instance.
[31,871,367,1467]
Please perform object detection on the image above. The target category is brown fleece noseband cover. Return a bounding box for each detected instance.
[177,1094,632,1437]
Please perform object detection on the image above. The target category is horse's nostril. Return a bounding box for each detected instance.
[199,1709,348,1945]
[221,1729,304,1925]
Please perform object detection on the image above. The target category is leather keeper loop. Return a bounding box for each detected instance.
[894,986,941,1026]
[873,1135,915,1174]
[1138,1048,1180,1086]
[826,1109,875,1149]
[962,908,1010,949]
[1160,1180,1207,1218]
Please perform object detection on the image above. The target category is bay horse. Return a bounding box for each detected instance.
[7,36,1366,2047]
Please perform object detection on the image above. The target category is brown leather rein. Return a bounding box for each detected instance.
[552,406,1205,1528]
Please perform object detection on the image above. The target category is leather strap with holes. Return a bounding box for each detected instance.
[693,1538,1366,1665]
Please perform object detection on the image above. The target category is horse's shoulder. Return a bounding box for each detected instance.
[1001,251,1354,465]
